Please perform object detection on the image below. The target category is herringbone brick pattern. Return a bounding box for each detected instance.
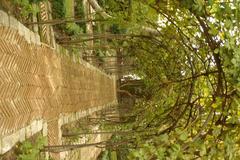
[0,26,116,137]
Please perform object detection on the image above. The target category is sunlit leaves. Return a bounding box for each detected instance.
[100,0,240,159]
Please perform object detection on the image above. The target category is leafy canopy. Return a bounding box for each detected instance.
[101,0,240,159]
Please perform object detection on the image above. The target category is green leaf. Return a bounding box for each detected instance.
[159,134,169,143]
[214,48,219,54]
[179,131,188,141]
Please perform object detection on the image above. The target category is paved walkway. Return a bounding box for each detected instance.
[0,10,117,157]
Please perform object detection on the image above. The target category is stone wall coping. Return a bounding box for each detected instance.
[0,119,43,154]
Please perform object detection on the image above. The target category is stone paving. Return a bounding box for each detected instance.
[0,10,117,158]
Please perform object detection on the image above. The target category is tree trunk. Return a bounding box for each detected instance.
[41,139,133,152]
[87,0,112,18]
[25,18,107,26]
[62,130,136,137]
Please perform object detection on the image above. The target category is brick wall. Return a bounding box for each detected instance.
[0,10,117,156]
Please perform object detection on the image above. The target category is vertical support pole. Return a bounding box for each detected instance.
[83,0,94,63]
[32,4,39,34]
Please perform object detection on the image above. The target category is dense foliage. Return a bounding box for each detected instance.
[16,136,46,160]
[51,0,85,36]
[12,0,44,19]
[99,0,240,159]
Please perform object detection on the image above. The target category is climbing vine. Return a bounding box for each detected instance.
[16,135,47,160]
[92,0,240,159]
